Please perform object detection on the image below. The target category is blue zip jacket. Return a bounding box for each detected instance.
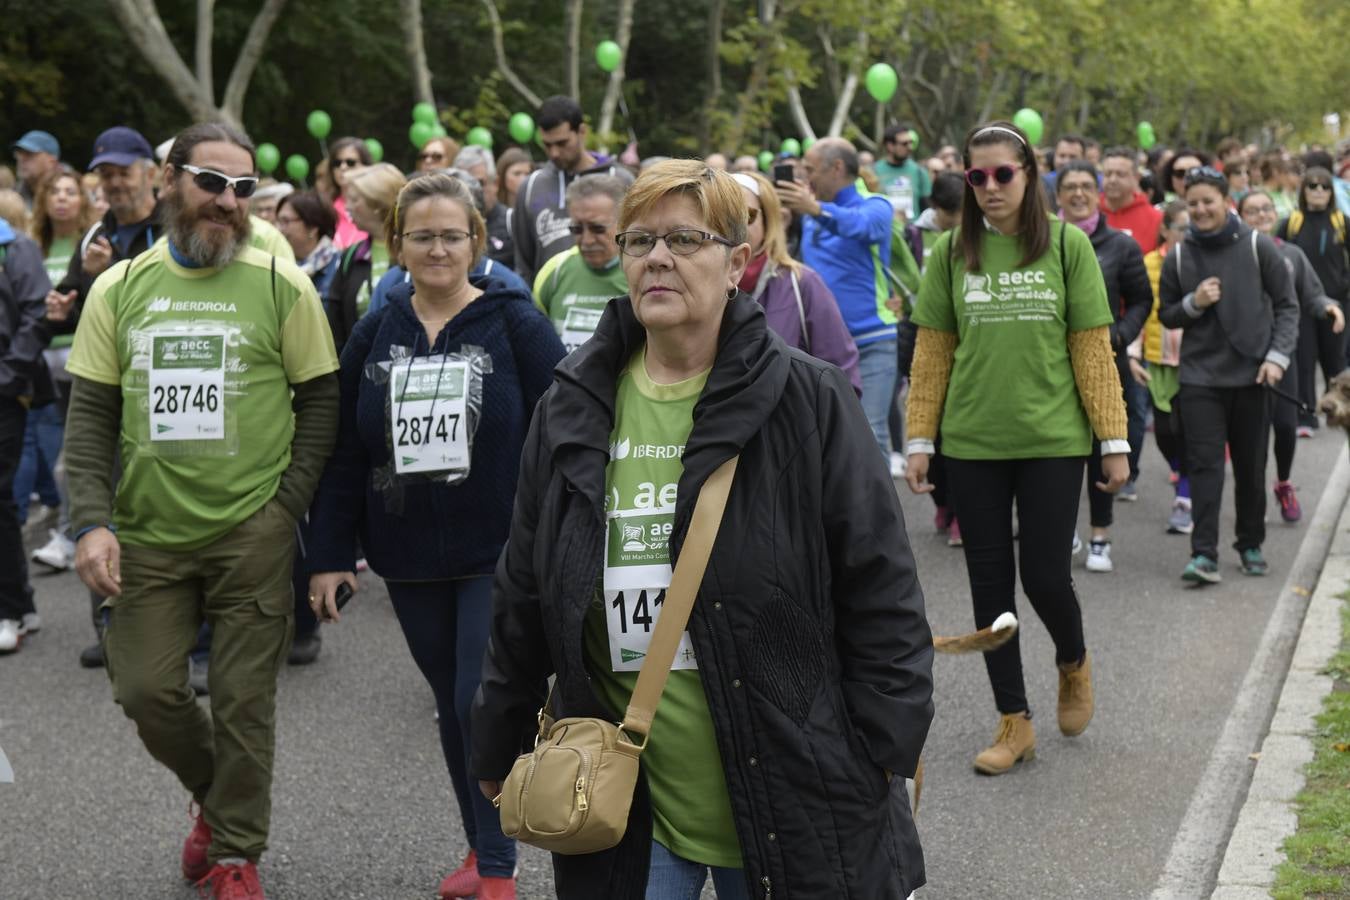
[800,185,896,346]
[367,258,531,317]
[306,275,565,580]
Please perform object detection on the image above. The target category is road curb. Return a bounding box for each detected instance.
[1151,445,1350,899]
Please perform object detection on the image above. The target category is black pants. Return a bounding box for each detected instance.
[947,456,1087,714]
[1272,352,1300,482]
[1153,396,1188,478]
[1179,384,1271,560]
[0,396,35,620]
[1297,313,1344,427]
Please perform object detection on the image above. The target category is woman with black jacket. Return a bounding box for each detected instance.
[1159,167,1300,583]
[1275,166,1349,433]
[471,160,933,899]
[1056,161,1153,573]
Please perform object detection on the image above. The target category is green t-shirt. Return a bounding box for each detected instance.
[66,242,339,550]
[582,349,742,869]
[248,214,297,263]
[533,248,627,353]
[45,235,76,349]
[355,243,389,319]
[911,221,1113,460]
[873,158,932,221]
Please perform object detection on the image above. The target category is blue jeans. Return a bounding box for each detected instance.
[13,402,63,522]
[646,840,749,900]
[386,576,514,878]
[857,338,899,458]
[1124,374,1149,481]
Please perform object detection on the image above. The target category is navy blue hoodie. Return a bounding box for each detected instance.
[307,275,565,580]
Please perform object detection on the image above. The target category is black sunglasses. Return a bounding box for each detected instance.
[965,165,1020,188]
[178,164,258,198]
[333,158,362,169]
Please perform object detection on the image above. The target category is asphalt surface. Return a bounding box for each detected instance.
[1,426,1343,899]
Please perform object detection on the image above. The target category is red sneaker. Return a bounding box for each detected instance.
[1274,481,1302,523]
[478,876,517,900]
[438,849,481,898]
[196,861,264,899]
[182,805,213,882]
[947,517,963,547]
[933,505,953,532]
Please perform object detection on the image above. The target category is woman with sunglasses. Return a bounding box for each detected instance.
[1158,167,1300,583]
[328,135,374,249]
[307,174,565,900]
[1161,149,1212,203]
[1276,166,1350,435]
[906,121,1128,775]
[1240,189,1344,521]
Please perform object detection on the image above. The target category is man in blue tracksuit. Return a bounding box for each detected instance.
[777,137,897,457]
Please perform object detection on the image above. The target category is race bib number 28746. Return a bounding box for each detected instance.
[148,332,226,441]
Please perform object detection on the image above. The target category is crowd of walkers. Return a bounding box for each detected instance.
[1,99,1347,899]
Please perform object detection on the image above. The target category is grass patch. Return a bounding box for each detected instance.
[1271,590,1350,900]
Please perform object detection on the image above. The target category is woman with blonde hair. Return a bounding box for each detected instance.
[325,162,406,349]
[731,170,860,393]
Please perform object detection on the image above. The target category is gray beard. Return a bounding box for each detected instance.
[174,224,245,268]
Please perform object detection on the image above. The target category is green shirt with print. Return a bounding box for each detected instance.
[582,349,742,870]
[66,241,338,550]
[533,247,627,353]
[912,221,1112,460]
[873,158,932,221]
[45,236,76,349]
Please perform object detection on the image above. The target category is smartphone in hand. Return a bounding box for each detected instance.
[773,163,795,185]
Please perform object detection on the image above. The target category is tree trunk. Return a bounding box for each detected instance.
[597,0,635,145]
[697,0,725,153]
[480,0,542,108]
[398,0,435,107]
[565,0,583,101]
[724,0,780,153]
[786,86,817,142]
[196,0,214,101]
[825,28,865,137]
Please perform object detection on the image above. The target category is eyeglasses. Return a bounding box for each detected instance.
[401,229,472,249]
[334,158,362,169]
[1307,183,1332,191]
[178,164,259,198]
[1243,204,1276,215]
[615,229,737,258]
[1059,182,1097,196]
[568,222,612,236]
[965,165,1021,188]
[275,214,302,226]
[417,152,446,163]
[1172,164,1203,181]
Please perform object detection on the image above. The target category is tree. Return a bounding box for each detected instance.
[105,0,290,128]
[399,0,435,107]
[595,0,635,146]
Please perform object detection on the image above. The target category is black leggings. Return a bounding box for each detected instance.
[1271,351,1300,482]
[1297,313,1344,427]
[1153,397,1188,478]
[947,456,1088,714]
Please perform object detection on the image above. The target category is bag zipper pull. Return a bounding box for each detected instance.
[575,776,588,811]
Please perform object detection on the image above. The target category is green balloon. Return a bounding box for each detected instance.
[256,143,280,175]
[1136,121,1157,150]
[865,63,898,103]
[908,129,920,152]
[1012,108,1044,145]
[467,127,493,149]
[596,40,622,73]
[430,123,448,138]
[758,151,774,172]
[285,154,309,182]
[409,121,435,149]
[780,138,802,157]
[306,110,332,141]
[509,112,535,145]
[412,102,437,126]
[803,137,816,153]
[364,138,384,163]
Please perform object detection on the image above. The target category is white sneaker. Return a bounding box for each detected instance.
[889,451,907,479]
[0,619,20,653]
[1071,530,1083,555]
[19,612,41,634]
[32,529,76,571]
[1086,540,1114,572]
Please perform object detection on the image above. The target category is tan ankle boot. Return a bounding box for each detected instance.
[1057,651,1094,736]
[973,712,1036,775]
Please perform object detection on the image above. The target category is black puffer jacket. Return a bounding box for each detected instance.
[1087,216,1153,356]
[471,292,934,899]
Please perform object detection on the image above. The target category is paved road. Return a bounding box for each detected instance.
[1,428,1343,899]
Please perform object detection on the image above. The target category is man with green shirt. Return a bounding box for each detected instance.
[533,175,629,353]
[873,124,931,223]
[64,123,339,900]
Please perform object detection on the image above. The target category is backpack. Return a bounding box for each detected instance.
[1285,209,1346,244]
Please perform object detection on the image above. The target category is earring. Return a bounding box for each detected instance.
[726,285,738,300]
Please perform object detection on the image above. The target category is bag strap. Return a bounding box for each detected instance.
[620,455,738,744]
[790,270,810,353]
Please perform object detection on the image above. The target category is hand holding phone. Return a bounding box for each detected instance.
[773,163,795,185]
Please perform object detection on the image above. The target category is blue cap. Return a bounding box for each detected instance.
[12,130,60,158]
[88,126,154,170]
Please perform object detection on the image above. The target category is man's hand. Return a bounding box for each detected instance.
[1193,276,1222,309]
[1328,304,1345,334]
[1256,361,1285,386]
[82,236,114,277]
[1128,357,1151,385]
[905,453,934,494]
[884,295,903,316]
[309,571,359,623]
[479,780,503,803]
[75,527,122,597]
[775,180,821,218]
[45,289,77,323]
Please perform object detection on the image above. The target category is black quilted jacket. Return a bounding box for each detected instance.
[470,292,934,899]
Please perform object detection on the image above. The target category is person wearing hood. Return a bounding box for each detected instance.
[306,174,564,900]
[1158,167,1300,584]
[1057,161,1152,572]
[1101,147,1163,254]
[471,160,933,899]
[512,95,635,284]
[1276,166,1350,434]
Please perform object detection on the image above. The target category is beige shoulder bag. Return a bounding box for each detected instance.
[494,456,738,855]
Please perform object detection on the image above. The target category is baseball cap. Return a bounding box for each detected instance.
[88,126,154,170]
[12,130,60,158]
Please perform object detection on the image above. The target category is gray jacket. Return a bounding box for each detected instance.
[511,156,634,284]
[1158,216,1299,388]
[0,221,53,403]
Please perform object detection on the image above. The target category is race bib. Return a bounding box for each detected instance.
[886,177,915,218]
[390,359,470,475]
[602,509,697,672]
[560,306,603,353]
[148,332,226,441]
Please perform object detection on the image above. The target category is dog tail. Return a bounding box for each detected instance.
[932,611,1018,654]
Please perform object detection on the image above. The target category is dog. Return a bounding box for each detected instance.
[1318,370,1350,428]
